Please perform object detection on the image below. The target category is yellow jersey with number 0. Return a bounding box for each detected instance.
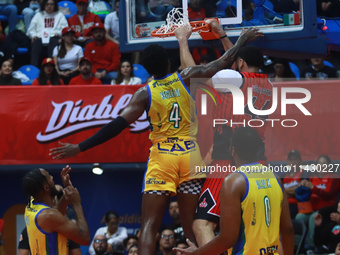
[229,163,283,255]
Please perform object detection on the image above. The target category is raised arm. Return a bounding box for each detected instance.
[38,186,90,245]
[205,19,233,51]
[179,27,263,87]
[175,19,234,70]
[175,25,195,69]
[55,165,73,214]
[49,87,149,159]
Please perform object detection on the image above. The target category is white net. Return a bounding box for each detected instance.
[155,8,190,36]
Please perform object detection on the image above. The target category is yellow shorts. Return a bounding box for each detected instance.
[142,139,206,195]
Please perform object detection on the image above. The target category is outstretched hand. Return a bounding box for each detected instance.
[49,142,80,159]
[61,165,73,188]
[173,239,198,255]
[239,27,264,42]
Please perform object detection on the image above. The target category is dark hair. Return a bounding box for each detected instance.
[105,211,119,223]
[41,0,59,12]
[287,150,301,160]
[317,155,331,164]
[115,60,135,84]
[273,58,296,78]
[38,64,62,85]
[237,46,264,68]
[57,40,67,59]
[22,169,47,204]
[231,127,262,162]
[141,44,169,77]
[128,244,138,252]
[123,235,138,248]
[161,228,175,235]
[200,54,215,64]
[169,199,178,205]
[176,237,188,246]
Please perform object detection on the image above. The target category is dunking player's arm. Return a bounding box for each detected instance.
[50,29,261,159]
[179,27,262,88]
[175,19,234,70]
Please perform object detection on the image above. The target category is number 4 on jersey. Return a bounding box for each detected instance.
[169,103,182,128]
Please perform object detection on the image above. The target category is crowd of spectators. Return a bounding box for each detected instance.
[0,0,337,85]
[79,174,340,255]
[283,150,340,254]
[80,207,189,255]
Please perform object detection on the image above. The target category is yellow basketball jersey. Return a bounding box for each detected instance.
[25,200,68,255]
[229,163,283,255]
[146,73,198,143]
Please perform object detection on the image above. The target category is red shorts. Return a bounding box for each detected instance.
[194,159,232,224]
[195,159,267,223]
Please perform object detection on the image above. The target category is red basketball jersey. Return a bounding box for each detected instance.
[213,72,273,139]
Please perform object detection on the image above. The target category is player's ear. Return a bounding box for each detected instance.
[238,58,245,70]
[44,184,49,191]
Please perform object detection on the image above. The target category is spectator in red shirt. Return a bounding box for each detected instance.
[301,155,340,212]
[68,0,101,47]
[296,155,340,249]
[188,0,205,21]
[69,57,102,85]
[32,58,64,85]
[84,22,121,84]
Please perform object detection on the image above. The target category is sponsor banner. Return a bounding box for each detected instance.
[0,85,151,165]
[1,80,339,166]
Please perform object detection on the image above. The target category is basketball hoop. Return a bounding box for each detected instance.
[150,8,220,40]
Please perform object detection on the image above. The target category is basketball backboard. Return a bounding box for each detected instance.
[119,0,328,58]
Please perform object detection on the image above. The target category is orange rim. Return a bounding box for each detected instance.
[150,20,210,38]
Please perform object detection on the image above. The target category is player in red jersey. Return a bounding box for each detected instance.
[194,46,273,245]
[176,21,273,246]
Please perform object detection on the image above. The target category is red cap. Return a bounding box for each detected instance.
[79,57,91,65]
[42,58,55,65]
[91,22,105,31]
[76,0,88,4]
[62,27,75,36]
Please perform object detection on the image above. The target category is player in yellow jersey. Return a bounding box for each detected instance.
[174,127,294,255]
[22,165,90,255]
[50,28,262,255]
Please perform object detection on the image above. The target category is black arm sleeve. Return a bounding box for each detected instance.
[78,116,129,152]
[68,239,80,250]
[18,227,30,251]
